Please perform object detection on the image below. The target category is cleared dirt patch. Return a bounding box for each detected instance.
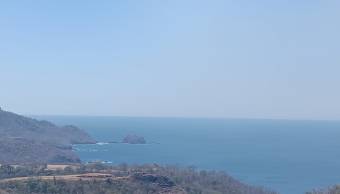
[46,164,78,171]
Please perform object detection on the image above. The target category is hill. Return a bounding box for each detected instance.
[0,108,96,164]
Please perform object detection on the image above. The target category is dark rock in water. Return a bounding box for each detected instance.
[122,134,146,144]
[0,108,96,164]
[107,141,119,144]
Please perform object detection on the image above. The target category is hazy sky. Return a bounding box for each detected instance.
[1,0,339,120]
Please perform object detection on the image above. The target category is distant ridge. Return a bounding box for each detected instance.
[0,108,96,164]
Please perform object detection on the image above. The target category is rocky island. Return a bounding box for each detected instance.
[0,108,96,164]
[122,134,146,144]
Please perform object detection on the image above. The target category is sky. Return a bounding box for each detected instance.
[0,0,339,120]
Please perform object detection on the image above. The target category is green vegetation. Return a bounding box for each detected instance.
[0,163,277,194]
[0,177,183,194]
[306,185,340,194]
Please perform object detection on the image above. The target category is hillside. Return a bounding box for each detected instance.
[307,185,340,194]
[0,163,277,194]
[0,108,95,145]
[0,138,80,164]
[0,108,96,164]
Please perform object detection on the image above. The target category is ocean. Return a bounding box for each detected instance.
[34,116,340,194]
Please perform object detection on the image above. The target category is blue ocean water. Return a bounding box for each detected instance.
[34,116,340,194]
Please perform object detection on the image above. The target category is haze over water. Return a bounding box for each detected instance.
[2,1,340,193]
[35,115,340,194]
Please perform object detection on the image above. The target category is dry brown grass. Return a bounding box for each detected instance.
[46,164,77,171]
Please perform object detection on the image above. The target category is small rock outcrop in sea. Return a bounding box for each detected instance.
[122,134,146,144]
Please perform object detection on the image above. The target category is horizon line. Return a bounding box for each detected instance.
[28,113,340,123]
